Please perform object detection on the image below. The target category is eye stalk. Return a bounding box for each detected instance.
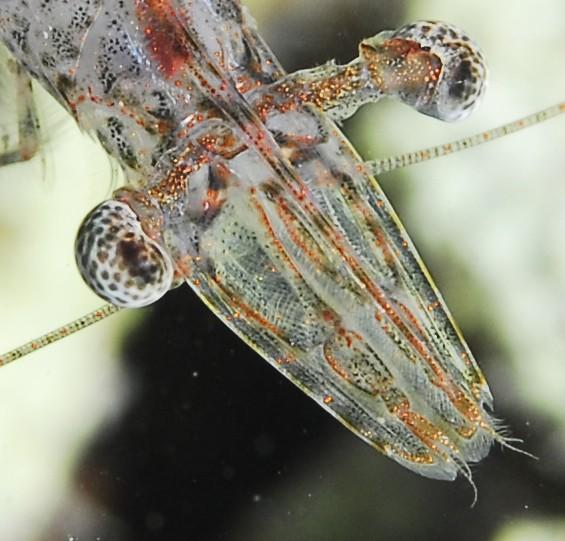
[75,197,174,308]
[360,20,487,122]
[260,20,486,125]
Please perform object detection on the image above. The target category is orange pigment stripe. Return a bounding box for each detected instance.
[212,279,286,341]
[249,190,304,280]
[275,197,326,267]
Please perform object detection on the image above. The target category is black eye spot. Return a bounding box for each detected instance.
[117,239,144,266]
[448,60,472,99]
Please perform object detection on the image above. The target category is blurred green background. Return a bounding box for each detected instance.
[0,0,564,539]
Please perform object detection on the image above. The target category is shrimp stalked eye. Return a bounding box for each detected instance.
[360,20,487,122]
[74,200,174,308]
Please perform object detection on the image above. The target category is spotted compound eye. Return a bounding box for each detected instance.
[360,20,486,122]
[391,20,487,122]
[75,200,174,308]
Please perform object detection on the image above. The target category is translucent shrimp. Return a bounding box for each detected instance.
[0,0,562,491]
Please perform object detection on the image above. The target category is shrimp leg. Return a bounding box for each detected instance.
[0,53,40,167]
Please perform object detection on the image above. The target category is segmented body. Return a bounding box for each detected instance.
[0,0,498,480]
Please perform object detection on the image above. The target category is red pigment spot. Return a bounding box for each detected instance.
[135,0,191,78]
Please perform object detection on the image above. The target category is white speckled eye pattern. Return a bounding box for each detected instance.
[75,201,173,307]
[392,21,487,121]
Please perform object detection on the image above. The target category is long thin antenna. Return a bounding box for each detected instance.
[0,304,121,367]
[366,102,565,175]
